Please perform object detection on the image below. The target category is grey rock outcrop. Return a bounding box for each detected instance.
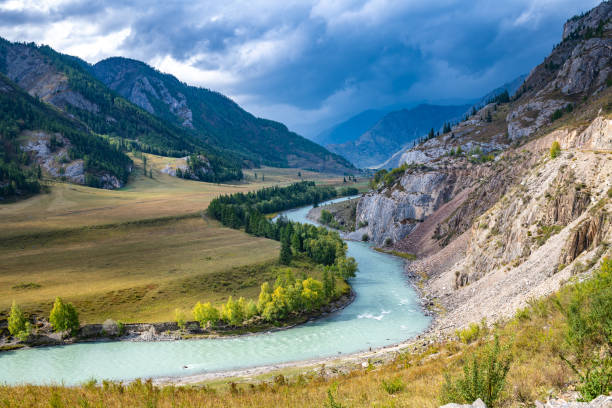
[440,398,486,408]
[535,395,612,408]
[354,169,466,245]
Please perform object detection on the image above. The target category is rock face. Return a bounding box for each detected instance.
[95,60,194,129]
[355,3,612,337]
[535,395,612,408]
[439,399,486,408]
[4,43,99,113]
[20,131,125,189]
[92,57,355,174]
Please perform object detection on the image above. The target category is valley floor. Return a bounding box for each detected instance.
[0,155,350,324]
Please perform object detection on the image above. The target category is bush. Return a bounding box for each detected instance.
[381,377,405,394]
[362,234,369,242]
[8,301,30,341]
[557,257,612,401]
[550,141,561,158]
[441,336,512,408]
[193,302,220,328]
[175,309,186,330]
[456,322,483,344]
[49,297,80,334]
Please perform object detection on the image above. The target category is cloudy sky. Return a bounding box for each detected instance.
[0,0,600,136]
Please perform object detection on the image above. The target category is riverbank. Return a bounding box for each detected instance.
[0,289,356,352]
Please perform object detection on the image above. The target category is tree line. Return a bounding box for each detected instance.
[202,181,358,326]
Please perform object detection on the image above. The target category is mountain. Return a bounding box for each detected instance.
[327,104,470,168]
[312,109,389,146]
[0,72,133,198]
[476,74,527,106]
[0,38,246,183]
[91,57,354,173]
[350,1,612,339]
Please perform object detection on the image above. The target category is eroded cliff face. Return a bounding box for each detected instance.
[3,44,99,113]
[352,170,455,244]
[424,116,612,332]
[355,3,612,333]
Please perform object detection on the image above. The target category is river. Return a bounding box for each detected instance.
[0,197,430,385]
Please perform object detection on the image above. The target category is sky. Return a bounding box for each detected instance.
[0,0,601,137]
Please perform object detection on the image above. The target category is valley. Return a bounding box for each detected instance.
[0,1,611,407]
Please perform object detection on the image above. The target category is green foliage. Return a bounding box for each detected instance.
[209,182,337,226]
[381,377,405,394]
[441,336,512,407]
[8,301,30,341]
[556,258,612,401]
[486,89,510,105]
[455,322,484,344]
[0,75,132,197]
[92,57,354,171]
[221,296,246,326]
[382,163,408,188]
[49,297,80,334]
[280,232,292,265]
[370,169,387,189]
[535,224,563,246]
[551,104,573,122]
[338,186,358,196]
[192,302,219,328]
[550,141,561,158]
[175,309,186,330]
[325,384,345,408]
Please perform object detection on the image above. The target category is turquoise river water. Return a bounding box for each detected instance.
[0,197,430,385]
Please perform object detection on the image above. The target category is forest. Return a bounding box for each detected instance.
[204,181,358,325]
[0,74,132,197]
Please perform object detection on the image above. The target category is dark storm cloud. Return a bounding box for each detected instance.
[0,0,602,135]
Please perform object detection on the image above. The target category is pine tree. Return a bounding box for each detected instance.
[280,235,292,265]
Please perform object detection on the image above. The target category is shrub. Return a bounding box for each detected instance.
[8,301,30,341]
[550,141,561,158]
[381,377,405,394]
[556,258,612,401]
[175,309,186,330]
[193,302,219,328]
[456,322,482,344]
[440,336,512,407]
[362,234,369,242]
[49,297,80,335]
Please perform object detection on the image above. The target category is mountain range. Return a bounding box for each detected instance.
[317,74,525,169]
[0,38,354,199]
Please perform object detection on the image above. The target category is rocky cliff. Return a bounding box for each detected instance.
[351,2,612,332]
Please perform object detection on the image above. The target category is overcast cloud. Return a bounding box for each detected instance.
[0,0,600,136]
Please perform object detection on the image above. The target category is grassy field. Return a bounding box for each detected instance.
[0,154,356,323]
[0,154,350,238]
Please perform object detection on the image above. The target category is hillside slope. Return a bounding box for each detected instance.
[92,57,354,173]
[0,73,132,198]
[351,1,612,333]
[0,38,245,183]
[327,104,470,168]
